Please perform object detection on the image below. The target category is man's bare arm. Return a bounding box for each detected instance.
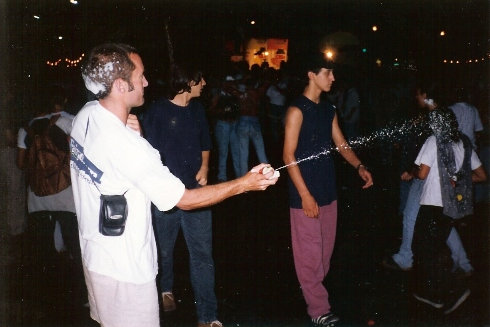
[332,113,373,188]
[176,163,278,210]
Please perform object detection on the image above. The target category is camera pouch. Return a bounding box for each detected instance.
[99,194,128,236]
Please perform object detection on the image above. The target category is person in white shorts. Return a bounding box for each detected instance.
[70,43,278,327]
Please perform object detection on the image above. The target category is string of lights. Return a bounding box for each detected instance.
[442,54,489,64]
[46,53,84,67]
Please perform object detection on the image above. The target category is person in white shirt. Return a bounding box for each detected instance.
[16,87,82,311]
[411,108,486,314]
[71,43,278,327]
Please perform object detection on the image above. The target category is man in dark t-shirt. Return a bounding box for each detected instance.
[142,63,221,327]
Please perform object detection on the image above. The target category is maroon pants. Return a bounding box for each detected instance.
[290,201,337,319]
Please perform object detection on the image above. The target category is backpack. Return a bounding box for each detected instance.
[26,116,71,196]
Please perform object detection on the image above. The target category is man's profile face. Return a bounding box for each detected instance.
[312,68,335,92]
[189,77,206,99]
[127,53,149,107]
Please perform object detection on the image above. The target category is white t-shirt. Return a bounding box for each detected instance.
[266,82,287,106]
[70,101,185,284]
[17,112,76,213]
[415,135,482,207]
[449,102,483,149]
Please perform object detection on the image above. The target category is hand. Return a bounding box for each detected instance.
[196,167,209,186]
[358,166,374,189]
[400,171,413,181]
[244,163,279,191]
[301,193,319,218]
[126,114,141,135]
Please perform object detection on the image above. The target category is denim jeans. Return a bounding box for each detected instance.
[236,116,268,176]
[398,179,412,215]
[152,206,217,323]
[393,179,473,272]
[214,119,240,181]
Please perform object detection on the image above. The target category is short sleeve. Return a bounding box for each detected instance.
[17,128,27,149]
[415,136,436,167]
[474,108,483,132]
[109,129,185,212]
[470,149,482,170]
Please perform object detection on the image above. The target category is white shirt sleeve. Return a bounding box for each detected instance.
[473,107,483,132]
[17,127,27,149]
[415,136,436,167]
[55,115,74,134]
[470,149,482,170]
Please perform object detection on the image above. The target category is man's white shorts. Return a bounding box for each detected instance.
[83,265,160,327]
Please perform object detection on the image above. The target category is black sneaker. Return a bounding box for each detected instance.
[413,293,444,309]
[312,312,340,326]
[443,288,470,315]
[381,256,412,271]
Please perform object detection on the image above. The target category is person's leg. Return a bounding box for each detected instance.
[290,203,337,320]
[181,209,217,323]
[27,211,57,267]
[398,179,411,215]
[392,178,424,269]
[249,118,268,164]
[237,118,250,176]
[447,227,473,273]
[55,211,80,261]
[55,211,86,302]
[215,120,230,182]
[412,206,452,302]
[152,206,182,293]
[229,121,241,178]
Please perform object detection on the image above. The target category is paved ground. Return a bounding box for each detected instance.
[1,145,489,327]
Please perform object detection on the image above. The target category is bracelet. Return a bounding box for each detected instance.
[356,163,366,171]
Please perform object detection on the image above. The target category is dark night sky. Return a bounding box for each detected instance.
[2,0,489,90]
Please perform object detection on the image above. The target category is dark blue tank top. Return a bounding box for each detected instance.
[288,95,337,208]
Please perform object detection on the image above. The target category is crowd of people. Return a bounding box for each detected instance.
[1,41,489,327]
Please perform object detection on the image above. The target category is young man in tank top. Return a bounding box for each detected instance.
[283,52,373,327]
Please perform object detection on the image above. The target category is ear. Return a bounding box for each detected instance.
[307,71,316,80]
[113,78,129,94]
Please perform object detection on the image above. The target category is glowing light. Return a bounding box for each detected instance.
[250,20,255,25]
[440,30,445,36]
[324,50,334,59]
[70,0,78,4]
[47,53,85,67]
[372,25,378,32]
[375,58,382,67]
[264,51,269,56]
[33,15,40,19]
[58,36,63,40]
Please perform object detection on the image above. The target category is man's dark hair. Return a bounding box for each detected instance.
[289,51,336,90]
[303,51,336,74]
[429,108,461,143]
[81,43,138,99]
[166,62,203,99]
[418,80,447,107]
